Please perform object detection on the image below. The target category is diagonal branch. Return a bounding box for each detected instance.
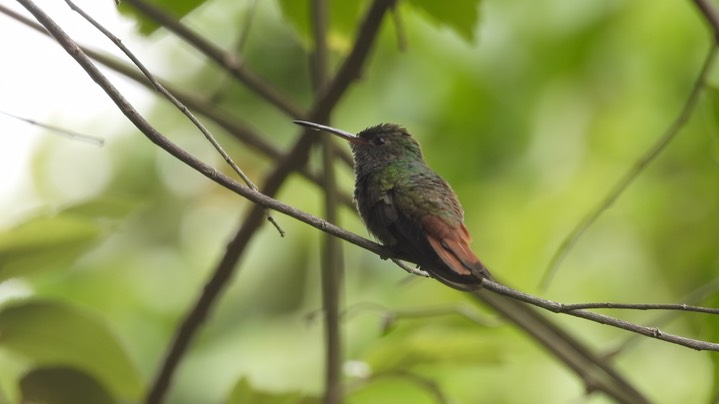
[558,301,719,314]
[480,280,719,351]
[605,277,719,358]
[120,0,305,118]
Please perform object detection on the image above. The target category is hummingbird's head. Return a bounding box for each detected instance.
[350,123,423,169]
[292,120,424,171]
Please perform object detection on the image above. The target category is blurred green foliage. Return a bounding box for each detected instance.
[20,367,118,404]
[2,0,719,403]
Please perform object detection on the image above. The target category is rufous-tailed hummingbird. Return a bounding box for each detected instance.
[294,120,492,290]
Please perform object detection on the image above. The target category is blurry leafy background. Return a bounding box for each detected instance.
[1,0,718,403]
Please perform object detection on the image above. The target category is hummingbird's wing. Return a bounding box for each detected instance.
[357,168,490,289]
[387,188,491,289]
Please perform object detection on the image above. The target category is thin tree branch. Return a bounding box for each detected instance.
[0,110,104,146]
[559,301,719,315]
[120,0,305,118]
[540,45,718,289]
[480,280,719,351]
[605,277,719,358]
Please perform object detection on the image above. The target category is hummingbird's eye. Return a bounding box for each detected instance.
[372,137,386,146]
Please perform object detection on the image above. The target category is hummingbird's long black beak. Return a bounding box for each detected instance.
[293,120,359,143]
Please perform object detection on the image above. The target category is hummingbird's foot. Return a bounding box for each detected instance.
[391,259,431,278]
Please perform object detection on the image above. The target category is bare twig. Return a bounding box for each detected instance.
[605,277,719,358]
[540,45,718,289]
[559,301,719,315]
[480,280,719,351]
[120,0,304,118]
[0,110,104,146]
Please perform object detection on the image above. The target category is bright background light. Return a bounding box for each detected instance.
[0,1,143,226]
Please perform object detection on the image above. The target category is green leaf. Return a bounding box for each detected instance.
[226,377,319,404]
[0,215,101,282]
[118,0,208,35]
[406,0,482,42]
[20,366,117,404]
[0,300,143,400]
[0,198,139,282]
[61,196,140,220]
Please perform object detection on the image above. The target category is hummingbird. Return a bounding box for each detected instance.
[294,120,493,290]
